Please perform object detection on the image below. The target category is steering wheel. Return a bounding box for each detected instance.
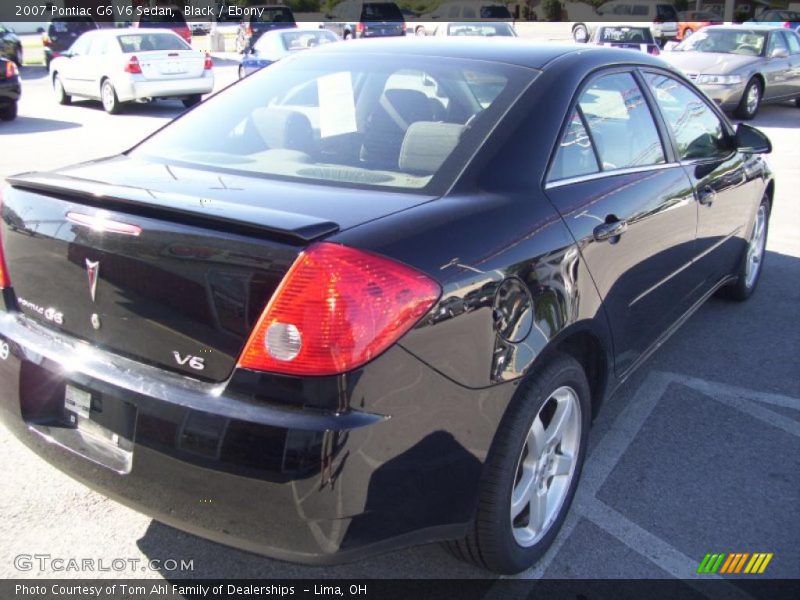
[734,44,759,56]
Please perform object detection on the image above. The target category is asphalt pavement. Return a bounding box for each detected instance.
[0,60,798,582]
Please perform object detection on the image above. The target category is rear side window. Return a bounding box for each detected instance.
[550,109,599,181]
[644,73,729,161]
[576,73,665,170]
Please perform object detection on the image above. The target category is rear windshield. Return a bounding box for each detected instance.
[361,3,404,21]
[253,8,296,23]
[117,33,191,53]
[598,26,654,43]
[278,30,337,50]
[49,17,96,34]
[447,23,516,36]
[480,6,513,19]
[132,54,534,194]
[140,11,188,25]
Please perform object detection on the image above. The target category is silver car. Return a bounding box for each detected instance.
[49,28,214,114]
[662,25,800,119]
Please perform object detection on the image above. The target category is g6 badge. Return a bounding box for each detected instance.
[0,340,9,361]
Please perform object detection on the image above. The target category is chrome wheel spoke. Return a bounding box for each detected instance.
[529,488,548,534]
[526,417,547,457]
[511,466,535,519]
[549,452,573,477]
[545,393,572,446]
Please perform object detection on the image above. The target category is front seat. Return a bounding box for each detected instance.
[360,89,435,169]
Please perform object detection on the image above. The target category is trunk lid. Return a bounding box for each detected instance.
[2,155,435,382]
[136,50,205,80]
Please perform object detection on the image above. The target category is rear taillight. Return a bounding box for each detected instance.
[204,53,213,70]
[0,191,10,290]
[5,61,17,78]
[124,55,142,74]
[238,243,440,376]
[356,22,365,33]
[42,34,51,47]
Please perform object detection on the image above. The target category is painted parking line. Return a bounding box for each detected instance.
[512,369,798,593]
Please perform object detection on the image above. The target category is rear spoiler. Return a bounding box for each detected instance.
[6,172,340,244]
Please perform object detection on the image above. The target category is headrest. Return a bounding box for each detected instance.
[252,107,314,154]
[399,122,465,175]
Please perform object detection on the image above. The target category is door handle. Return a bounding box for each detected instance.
[593,219,628,242]
[698,185,716,206]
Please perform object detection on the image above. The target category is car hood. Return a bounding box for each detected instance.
[662,51,761,74]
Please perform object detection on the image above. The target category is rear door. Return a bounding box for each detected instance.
[544,69,700,376]
[59,33,93,96]
[643,71,761,284]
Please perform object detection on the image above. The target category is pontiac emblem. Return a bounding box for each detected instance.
[85,259,100,303]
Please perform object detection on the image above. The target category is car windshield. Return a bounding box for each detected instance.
[598,26,654,43]
[674,29,767,55]
[253,8,295,23]
[132,53,534,194]
[362,3,404,21]
[277,31,337,51]
[447,23,516,36]
[117,33,190,53]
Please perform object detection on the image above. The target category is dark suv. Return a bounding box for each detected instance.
[43,16,98,67]
[322,1,406,39]
[235,4,297,52]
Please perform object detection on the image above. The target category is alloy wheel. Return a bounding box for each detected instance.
[510,386,581,547]
[746,83,760,116]
[745,205,767,289]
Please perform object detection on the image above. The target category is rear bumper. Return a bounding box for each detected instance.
[115,73,214,102]
[0,79,21,103]
[0,307,509,563]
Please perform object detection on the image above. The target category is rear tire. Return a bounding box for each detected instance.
[182,95,202,108]
[445,353,591,574]
[0,101,17,121]
[53,74,71,105]
[718,195,769,301]
[734,78,762,120]
[101,79,121,114]
[572,23,588,43]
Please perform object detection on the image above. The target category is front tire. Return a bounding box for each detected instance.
[446,353,591,574]
[0,101,17,121]
[718,196,769,301]
[101,79,121,114]
[53,74,71,105]
[735,78,762,120]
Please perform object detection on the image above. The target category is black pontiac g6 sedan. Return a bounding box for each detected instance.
[0,39,773,574]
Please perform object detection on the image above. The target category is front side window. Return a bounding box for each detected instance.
[675,29,766,56]
[785,31,800,55]
[767,31,789,56]
[576,72,665,170]
[132,54,534,193]
[645,73,730,161]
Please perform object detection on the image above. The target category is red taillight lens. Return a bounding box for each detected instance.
[0,191,10,290]
[356,22,365,33]
[204,53,213,70]
[5,61,17,78]
[124,55,142,74]
[238,243,440,376]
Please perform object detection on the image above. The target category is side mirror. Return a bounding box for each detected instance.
[769,47,789,59]
[735,123,771,154]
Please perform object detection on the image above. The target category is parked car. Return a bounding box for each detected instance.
[239,28,337,78]
[676,10,722,41]
[416,2,513,36]
[322,1,406,39]
[590,24,660,54]
[42,16,99,68]
[136,5,192,45]
[433,21,517,36]
[0,56,20,120]
[572,1,679,45]
[748,9,800,32]
[0,24,22,66]
[662,25,800,118]
[49,29,214,114]
[1,39,774,575]
[235,5,297,53]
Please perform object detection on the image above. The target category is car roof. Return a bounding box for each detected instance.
[705,24,784,31]
[102,28,185,37]
[313,38,666,70]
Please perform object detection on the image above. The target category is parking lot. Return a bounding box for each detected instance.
[0,52,798,583]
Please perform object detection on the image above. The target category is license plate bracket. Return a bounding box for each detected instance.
[65,385,92,420]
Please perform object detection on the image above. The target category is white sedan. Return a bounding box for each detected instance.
[49,28,214,114]
[433,21,518,37]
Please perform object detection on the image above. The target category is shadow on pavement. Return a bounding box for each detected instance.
[66,99,186,118]
[19,66,49,81]
[1,116,81,134]
[747,104,800,129]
